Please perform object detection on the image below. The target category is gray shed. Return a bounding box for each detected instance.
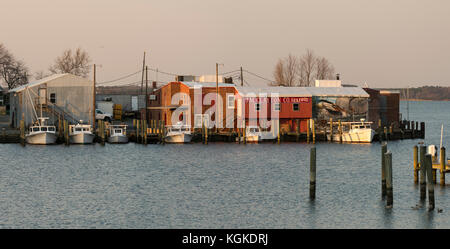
[9,74,94,128]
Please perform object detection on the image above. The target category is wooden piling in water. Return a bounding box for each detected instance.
[310,146,316,200]
[385,151,393,207]
[413,145,419,184]
[338,120,342,143]
[306,119,310,143]
[440,147,446,186]
[312,119,316,144]
[384,126,388,141]
[144,120,147,145]
[204,120,208,145]
[64,119,69,145]
[381,143,387,197]
[419,145,427,200]
[242,123,246,144]
[19,119,25,146]
[237,127,241,144]
[329,118,333,142]
[296,119,300,142]
[425,154,435,211]
[421,122,425,139]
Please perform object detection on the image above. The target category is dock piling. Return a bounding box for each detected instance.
[306,119,310,143]
[329,118,333,142]
[425,154,435,211]
[310,146,316,200]
[381,143,387,197]
[413,145,418,184]
[385,151,393,207]
[419,145,427,200]
[440,147,446,186]
[312,119,316,144]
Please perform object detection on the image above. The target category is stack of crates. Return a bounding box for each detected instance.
[113,104,122,121]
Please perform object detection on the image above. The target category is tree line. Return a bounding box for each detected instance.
[273,49,335,87]
[0,43,91,89]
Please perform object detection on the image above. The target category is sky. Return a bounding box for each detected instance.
[1,0,449,88]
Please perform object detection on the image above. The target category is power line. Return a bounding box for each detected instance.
[97,70,142,84]
[243,70,275,84]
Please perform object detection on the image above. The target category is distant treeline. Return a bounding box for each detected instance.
[398,86,450,101]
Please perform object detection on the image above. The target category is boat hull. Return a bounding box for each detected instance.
[327,129,375,143]
[70,133,95,144]
[236,135,261,143]
[25,132,57,145]
[165,133,193,143]
[107,135,129,144]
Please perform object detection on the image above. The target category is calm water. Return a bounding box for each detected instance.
[0,101,449,228]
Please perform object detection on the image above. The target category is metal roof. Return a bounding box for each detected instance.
[235,86,369,98]
[307,87,369,97]
[235,86,312,97]
[180,81,236,88]
[9,74,68,93]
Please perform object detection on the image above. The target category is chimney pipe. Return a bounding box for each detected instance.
[336,73,340,80]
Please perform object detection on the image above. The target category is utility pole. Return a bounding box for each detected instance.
[140,51,146,95]
[145,66,148,122]
[240,66,244,87]
[216,63,219,132]
[92,64,96,129]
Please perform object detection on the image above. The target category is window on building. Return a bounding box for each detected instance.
[255,103,260,111]
[293,103,299,111]
[227,95,235,109]
[50,93,56,104]
[273,103,281,111]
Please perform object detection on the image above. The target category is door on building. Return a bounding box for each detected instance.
[131,96,138,111]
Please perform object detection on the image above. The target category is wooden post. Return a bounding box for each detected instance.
[412,121,415,138]
[378,119,382,142]
[64,120,69,145]
[421,122,425,139]
[277,119,280,144]
[413,145,419,184]
[312,119,315,144]
[381,143,387,197]
[243,123,246,144]
[425,154,435,211]
[440,147,446,186]
[306,119,310,143]
[419,145,427,200]
[296,119,300,142]
[338,120,342,143]
[384,126,388,141]
[19,119,25,146]
[310,146,316,200]
[385,151,393,207]
[389,124,393,139]
[144,120,147,145]
[204,119,208,145]
[237,126,241,144]
[329,118,333,142]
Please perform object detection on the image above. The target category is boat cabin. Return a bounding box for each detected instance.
[109,125,127,136]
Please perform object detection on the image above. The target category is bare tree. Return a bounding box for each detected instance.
[273,49,336,87]
[315,56,335,80]
[34,70,50,80]
[298,49,317,86]
[272,54,299,87]
[49,48,91,77]
[0,43,29,89]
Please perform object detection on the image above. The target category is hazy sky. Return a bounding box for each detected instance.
[1,0,449,88]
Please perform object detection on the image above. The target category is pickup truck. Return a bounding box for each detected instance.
[95,109,113,122]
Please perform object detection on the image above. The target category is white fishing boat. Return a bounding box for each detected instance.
[69,122,95,144]
[107,124,128,143]
[327,119,375,143]
[164,122,192,143]
[237,126,262,142]
[25,117,57,145]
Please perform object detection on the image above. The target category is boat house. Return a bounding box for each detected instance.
[9,74,94,128]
